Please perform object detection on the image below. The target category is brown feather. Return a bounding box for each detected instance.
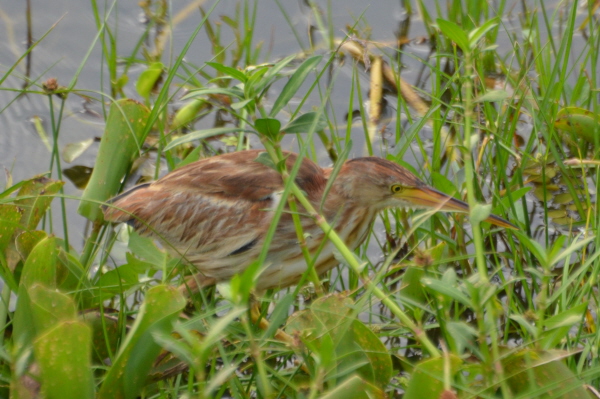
[104,150,514,290]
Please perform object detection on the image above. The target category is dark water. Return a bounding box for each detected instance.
[0,0,581,247]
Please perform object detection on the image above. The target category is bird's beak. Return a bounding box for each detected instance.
[396,186,517,229]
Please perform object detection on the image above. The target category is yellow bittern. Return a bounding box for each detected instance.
[104,150,515,291]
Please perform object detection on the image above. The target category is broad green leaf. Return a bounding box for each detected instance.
[98,285,186,399]
[29,284,77,334]
[503,349,591,398]
[20,235,59,288]
[403,355,462,399]
[78,99,150,222]
[269,55,322,117]
[13,236,59,349]
[255,118,282,141]
[555,107,600,144]
[437,19,469,51]
[15,230,47,263]
[136,62,164,100]
[348,320,393,387]
[282,112,328,133]
[57,249,89,292]
[0,204,22,251]
[34,321,94,399]
[163,127,251,151]
[15,176,64,231]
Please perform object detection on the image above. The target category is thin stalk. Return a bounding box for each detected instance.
[461,50,486,283]
[47,96,69,251]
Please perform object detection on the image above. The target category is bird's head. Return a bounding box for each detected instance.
[337,157,516,229]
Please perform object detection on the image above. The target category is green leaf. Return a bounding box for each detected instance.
[262,293,295,339]
[470,203,492,224]
[61,138,94,163]
[253,54,296,95]
[181,87,245,101]
[403,355,462,399]
[399,266,427,305]
[15,176,64,231]
[128,231,166,267]
[136,62,164,100]
[0,204,22,252]
[206,62,248,83]
[253,152,277,170]
[282,112,328,133]
[34,321,94,399]
[63,165,93,189]
[422,276,472,307]
[97,285,186,399]
[171,98,209,130]
[255,118,282,141]
[540,302,587,349]
[13,236,59,349]
[437,19,469,51]
[20,235,59,288]
[286,294,392,388]
[15,230,47,263]
[95,263,142,299]
[163,127,251,151]
[78,99,150,222]
[475,89,509,103]
[269,55,322,117]
[513,230,548,267]
[244,66,270,100]
[468,17,499,47]
[555,107,600,144]
[430,172,458,197]
[29,284,77,334]
[319,375,386,399]
[503,349,591,398]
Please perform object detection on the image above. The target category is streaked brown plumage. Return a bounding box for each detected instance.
[104,150,515,291]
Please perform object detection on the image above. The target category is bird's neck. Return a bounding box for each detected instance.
[318,182,380,251]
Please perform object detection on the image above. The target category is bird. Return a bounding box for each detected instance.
[103,150,515,291]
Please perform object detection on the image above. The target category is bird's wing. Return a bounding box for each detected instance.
[103,150,326,257]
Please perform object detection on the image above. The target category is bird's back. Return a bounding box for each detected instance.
[103,150,335,288]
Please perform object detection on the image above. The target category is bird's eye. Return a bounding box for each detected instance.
[390,184,403,193]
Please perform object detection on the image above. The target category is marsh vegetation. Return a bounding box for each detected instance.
[1,0,600,397]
